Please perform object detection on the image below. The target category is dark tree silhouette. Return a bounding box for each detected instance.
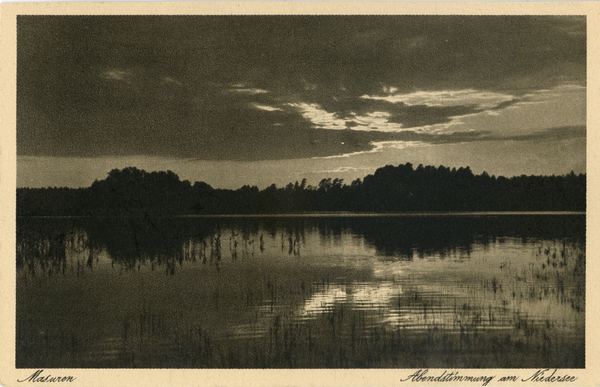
[17,164,586,216]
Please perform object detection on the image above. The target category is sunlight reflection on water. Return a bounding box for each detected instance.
[17,215,585,368]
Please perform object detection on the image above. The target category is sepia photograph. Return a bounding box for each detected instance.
[1,2,598,386]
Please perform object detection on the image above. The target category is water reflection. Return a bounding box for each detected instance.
[16,214,585,368]
[17,215,584,275]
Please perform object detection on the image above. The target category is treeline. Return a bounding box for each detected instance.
[17,163,586,216]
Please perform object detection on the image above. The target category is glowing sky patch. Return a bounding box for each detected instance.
[441,85,585,137]
[229,87,269,95]
[103,69,130,81]
[313,141,430,160]
[253,104,283,112]
[289,102,347,130]
[361,89,516,109]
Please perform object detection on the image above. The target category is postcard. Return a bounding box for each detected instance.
[1,2,598,386]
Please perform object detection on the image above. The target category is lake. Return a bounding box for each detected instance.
[16,214,585,368]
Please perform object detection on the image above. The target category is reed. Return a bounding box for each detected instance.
[16,224,585,369]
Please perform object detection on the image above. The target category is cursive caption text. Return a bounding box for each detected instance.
[18,370,76,383]
[400,369,578,386]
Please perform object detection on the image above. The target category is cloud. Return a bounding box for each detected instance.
[162,77,183,86]
[307,125,585,161]
[228,87,269,95]
[313,141,430,159]
[289,103,348,130]
[253,104,283,112]
[17,16,585,163]
[370,141,431,151]
[289,101,478,134]
[360,89,515,109]
[310,166,369,174]
[432,85,585,137]
[103,69,130,82]
[494,125,586,142]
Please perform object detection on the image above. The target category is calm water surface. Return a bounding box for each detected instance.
[16,214,585,368]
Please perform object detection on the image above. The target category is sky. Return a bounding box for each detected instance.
[17,16,586,189]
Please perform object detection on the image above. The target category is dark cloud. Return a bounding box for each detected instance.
[489,99,521,111]
[496,125,586,142]
[17,16,585,160]
[426,125,586,145]
[385,104,481,128]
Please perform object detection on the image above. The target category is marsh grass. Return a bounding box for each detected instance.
[18,297,582,368]
[17,243,584,368]
[16,218,585,369]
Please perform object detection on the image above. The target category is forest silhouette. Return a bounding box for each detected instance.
[17,163,586,216]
